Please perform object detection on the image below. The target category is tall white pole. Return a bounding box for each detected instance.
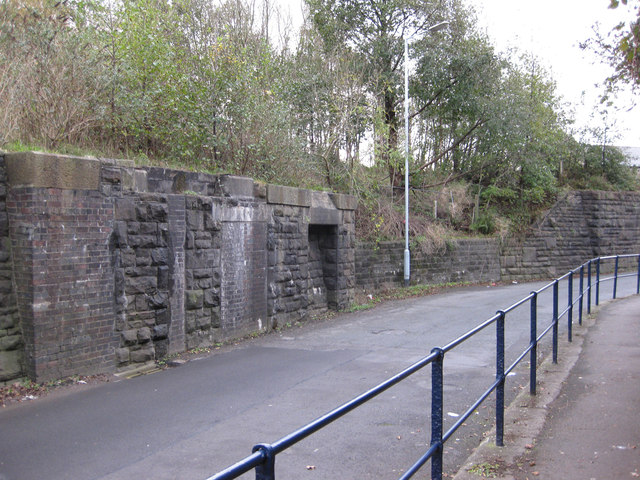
[403,22,449,287]
[404,37,411,287]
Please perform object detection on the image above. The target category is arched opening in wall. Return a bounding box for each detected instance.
[308,224,338,314]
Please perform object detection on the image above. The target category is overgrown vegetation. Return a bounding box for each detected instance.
[1,0,637,242]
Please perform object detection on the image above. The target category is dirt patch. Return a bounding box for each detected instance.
[0,374,113,408]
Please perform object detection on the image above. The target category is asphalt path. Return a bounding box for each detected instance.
[0,276,636,480]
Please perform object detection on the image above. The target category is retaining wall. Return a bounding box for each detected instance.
[1,151,640,383]
[356,238,501,291]
[0,152,356,382]
[500,191,640,281]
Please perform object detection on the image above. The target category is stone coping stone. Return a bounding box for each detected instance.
[5,151,133,190]
[267,184,312,207]
[218,175,255,198]
[330,192,358,210]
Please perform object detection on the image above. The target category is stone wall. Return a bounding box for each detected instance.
[355,238,501,292]
[0,152,357,382]
[500,191,640,281]
[0,160,20,381]
[2,151,640,383]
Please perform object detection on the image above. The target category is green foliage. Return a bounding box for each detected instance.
[0,0,636,244]
[585,0,640,91]
[470,210,496,235]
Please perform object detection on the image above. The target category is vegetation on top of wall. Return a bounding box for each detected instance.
[1,0,637,244]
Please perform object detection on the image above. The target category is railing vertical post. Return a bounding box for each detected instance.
[595,257,601,306]
[552,280,559,364]
[431,348,444,480]
[637,255,640,295]
[252,444,276,480]
[579,265,584,326]
[496,310,505,447]
[587,260,592,314]
[529,293,537,396]
[613,255,619,299]
[568,272,573,342]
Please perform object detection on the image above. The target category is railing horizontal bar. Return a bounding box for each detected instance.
[617,272,637,280]
[442,313,501,352]
[558,305,570,320]
[205,451,264,480]
[534,281,556,294]
[397,443,441,480]
[505,345,534,377]
[271,350,439,452]
[537,322,555,342]
[502,292,536,314]
[205,254,640,480]
[442,379,501,444]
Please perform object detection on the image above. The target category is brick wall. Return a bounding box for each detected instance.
[7,186,118,382]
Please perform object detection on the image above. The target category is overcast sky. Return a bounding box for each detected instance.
[275,0,640,147]
[469,0,640,147]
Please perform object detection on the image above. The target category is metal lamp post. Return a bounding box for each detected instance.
[404,20,449,287]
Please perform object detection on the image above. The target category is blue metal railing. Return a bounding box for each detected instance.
[206,254,640,480]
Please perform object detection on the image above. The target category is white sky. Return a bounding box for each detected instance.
[275,0,640,147]
[469,0,640,147]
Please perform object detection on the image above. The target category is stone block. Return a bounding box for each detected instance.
[0,313,16,330]
[149,292,168,309]
[151,248,168,266]
[125,276,157,295]
[309,208,340,225]
[0,334,22,350]
[121,329,138,346]
[130,347,154,363]
[5,151,101,190]
[0,350,22,381]
[267,184,311,207]
[523,247,537,263]
[204,288,220,307]
[153,324,168,340]
[329,193,358,211]
[186,290,204,310]
[115,348,130,364]
[137,327,152,343]
[218,175,255,198]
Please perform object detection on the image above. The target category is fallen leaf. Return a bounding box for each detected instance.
[532,472,539,476]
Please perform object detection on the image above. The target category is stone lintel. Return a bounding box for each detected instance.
[309,207,341,225]
[267,184,311,207]
[6,151,102,190]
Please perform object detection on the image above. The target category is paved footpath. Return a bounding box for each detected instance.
[455,295,640,480]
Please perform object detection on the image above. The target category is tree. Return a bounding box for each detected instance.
[583,0,640,94]
[305,0,453,186]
